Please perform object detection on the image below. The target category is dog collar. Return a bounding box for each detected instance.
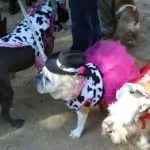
[115,4,136,16]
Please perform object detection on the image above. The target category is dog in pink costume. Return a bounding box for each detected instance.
[85,40,140,108]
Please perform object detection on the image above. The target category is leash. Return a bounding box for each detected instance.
[17,0,47,62]
[139,113,150,129]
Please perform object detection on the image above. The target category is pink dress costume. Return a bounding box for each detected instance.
[85,40,140,108]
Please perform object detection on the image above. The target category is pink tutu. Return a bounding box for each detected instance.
[85,40,140,107]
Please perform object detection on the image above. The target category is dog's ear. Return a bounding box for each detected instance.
[127,83,148,98]
[116,83,132,100]
[129,89,147,98]
[116,83,147,100]
[125,83,150,113]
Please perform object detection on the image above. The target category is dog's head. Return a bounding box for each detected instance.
[35,66,79,99]
[101,83,150,144]
[35,51,85,100]
[114,5,141,46]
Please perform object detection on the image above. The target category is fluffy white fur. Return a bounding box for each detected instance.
[101,83,150,150]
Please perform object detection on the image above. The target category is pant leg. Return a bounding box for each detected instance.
[9,0,20,15]
[69,0,93,52]
[97,0,116,37]
[91,9,102,45]
[9,0,17,8]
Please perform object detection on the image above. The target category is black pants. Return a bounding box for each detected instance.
[9,0,19,14]
[9,0,17,7]
[69,0,102,52]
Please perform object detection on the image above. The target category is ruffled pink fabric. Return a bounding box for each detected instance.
[85,40,140,108]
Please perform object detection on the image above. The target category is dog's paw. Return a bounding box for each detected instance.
[11,119,25,128]
[69,128,82,139]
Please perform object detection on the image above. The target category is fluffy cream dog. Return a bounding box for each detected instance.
[101,82,150,150]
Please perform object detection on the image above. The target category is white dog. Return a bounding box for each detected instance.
[35,51,104,139]
[101,81,150,149]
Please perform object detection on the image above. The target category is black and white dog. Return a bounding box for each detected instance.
[0,0,68,128]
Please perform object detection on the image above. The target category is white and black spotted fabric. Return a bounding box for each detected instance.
[0,0,63,55]
[65,63,104,111]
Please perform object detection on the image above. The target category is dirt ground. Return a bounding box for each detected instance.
[0,0,150,150]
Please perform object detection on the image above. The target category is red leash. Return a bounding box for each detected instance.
[139,113,150,129]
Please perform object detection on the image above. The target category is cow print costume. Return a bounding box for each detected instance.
[0,0,63,55]
[65,63,104,111]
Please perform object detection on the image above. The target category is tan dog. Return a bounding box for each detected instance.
[114,0,141,46]
[98,0,141,46]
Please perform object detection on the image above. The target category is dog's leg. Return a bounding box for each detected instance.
[0,79,25,128]
[69,107,89,139]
